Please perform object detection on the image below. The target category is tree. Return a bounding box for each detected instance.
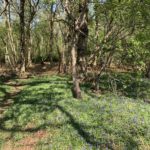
[19,0,26,74]
[26,0,39,67]
[63,0,89,99]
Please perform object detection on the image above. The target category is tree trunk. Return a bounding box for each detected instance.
[71,34,82,99]
[19,0,26,74]
[3,0,17,71]
[57,41,66,74]
[26,24,32,67]
[77,0,89,76]
[59,51,66,74]
[48,3,55,66]
[26,0,39,67]
[64,0,87,99]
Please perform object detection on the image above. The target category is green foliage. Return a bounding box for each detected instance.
[0,75,150,149]
[99,72,150,99]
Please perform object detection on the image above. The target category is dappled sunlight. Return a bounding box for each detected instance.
[0,0,150,149]
[0,75,149,149]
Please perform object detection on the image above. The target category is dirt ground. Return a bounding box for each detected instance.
[0,63,59,78]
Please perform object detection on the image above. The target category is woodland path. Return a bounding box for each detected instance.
[0,80,24,119]
[0,76,50,150]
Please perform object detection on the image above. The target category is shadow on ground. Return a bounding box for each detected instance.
[0,76,106,149]
[0,75,149,149]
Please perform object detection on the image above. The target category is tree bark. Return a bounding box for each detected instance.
[3,0,17,71]
[48,3,55,66]
[19,0,26,74]
[64,0,89,98]
[58,49,66,74]
[71,34,82,99]
[76,0,89,76]
[26,0,39,67]
[26,23,32,67]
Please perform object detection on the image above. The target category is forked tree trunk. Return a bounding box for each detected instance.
[64,0,87,99]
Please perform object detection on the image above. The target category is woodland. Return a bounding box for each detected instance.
[0,0,150,149]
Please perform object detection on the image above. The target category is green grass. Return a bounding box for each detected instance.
[0,75,150,150]
[0,80,10,99]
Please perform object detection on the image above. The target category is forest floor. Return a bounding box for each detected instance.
[0,65,150,150]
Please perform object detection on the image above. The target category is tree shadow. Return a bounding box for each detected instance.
[0,75,147,149]
[0,87,13,111]
[57,105,99,145]
[0,73,17,83]
[0,76,112,149]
